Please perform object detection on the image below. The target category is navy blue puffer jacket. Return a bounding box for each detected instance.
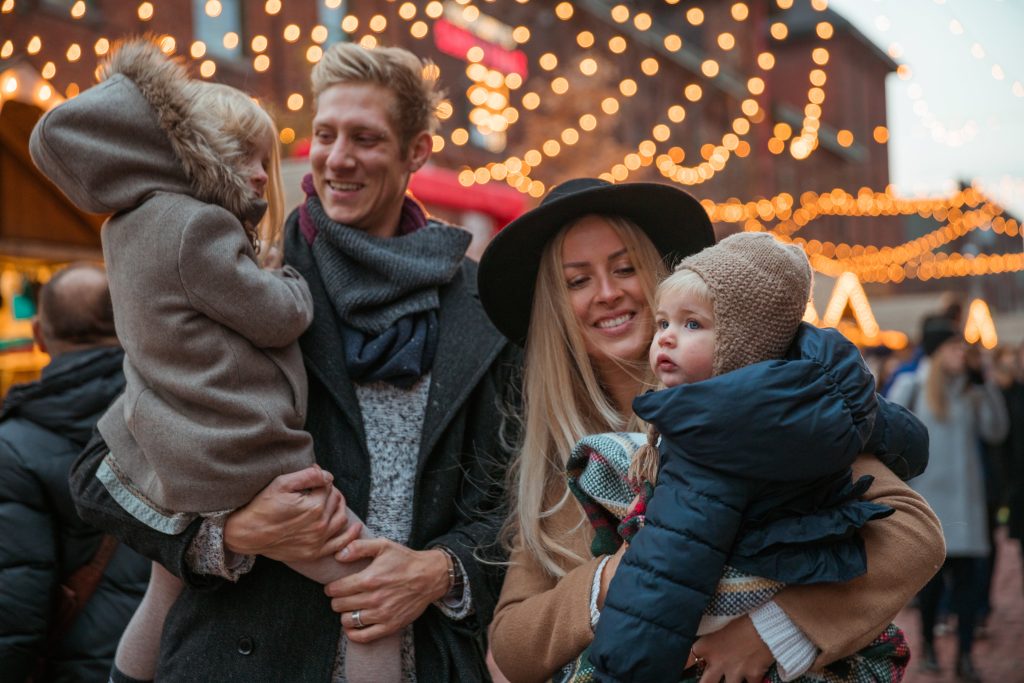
[591,325,927,682]
[0,347,150,683]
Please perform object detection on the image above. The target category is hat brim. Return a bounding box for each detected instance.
[478,182,715,345]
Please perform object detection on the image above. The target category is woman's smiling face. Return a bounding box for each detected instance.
[561,215,652,372]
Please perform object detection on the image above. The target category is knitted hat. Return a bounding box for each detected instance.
[920,315,959,356]
[675,232,812,376]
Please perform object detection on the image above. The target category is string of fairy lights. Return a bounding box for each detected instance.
[718,185,1024,284]
[0,0,1020,287]
[0,0,874,198]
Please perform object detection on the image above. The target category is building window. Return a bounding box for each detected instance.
[193,0,243,60]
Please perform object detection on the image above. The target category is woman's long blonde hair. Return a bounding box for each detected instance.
[188,82,285,261]
[508,215,667,577]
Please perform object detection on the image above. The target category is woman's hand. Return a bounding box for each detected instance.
[690,615,774,683]
[224,466,349,562]
[325,541,450,643]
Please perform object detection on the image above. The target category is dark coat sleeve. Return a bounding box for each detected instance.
[591,457,752,682]
[425,343,521,630]
[862,394,929,480]
[0,432,59,680]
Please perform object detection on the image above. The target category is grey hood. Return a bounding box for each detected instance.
[29,38,260,221]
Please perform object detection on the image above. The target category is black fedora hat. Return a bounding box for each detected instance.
[478,178,715,346]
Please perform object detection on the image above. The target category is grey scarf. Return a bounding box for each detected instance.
[307,196,470,386]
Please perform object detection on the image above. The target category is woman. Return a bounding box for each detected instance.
[889,316,1008,680]
[481,178,945,683]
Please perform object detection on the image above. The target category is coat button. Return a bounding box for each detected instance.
[237,636,254,655]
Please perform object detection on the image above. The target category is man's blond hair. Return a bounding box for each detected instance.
[311,43,442,151]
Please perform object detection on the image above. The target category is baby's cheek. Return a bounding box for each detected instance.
[647,339,660,369]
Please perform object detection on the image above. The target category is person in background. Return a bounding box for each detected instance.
[0,264,150,682]
[991,345,1024,595]
[882,294,964,397]
[889,316,1008,680]
[969,343,1005,638]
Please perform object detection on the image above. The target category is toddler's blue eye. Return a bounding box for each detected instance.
[656,320,669,330]
[684,320,701,330]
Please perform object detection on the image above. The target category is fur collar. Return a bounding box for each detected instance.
[101,39,257,220]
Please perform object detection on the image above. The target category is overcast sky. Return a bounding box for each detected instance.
[829,0,1024,218]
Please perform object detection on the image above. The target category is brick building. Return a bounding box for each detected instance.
[1,0,1021,360]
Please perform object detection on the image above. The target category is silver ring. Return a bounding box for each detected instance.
[351,609,365,629]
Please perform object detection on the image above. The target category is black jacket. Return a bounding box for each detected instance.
[0,346,149,683]
[70,217,520,682]
[592,325,928,682]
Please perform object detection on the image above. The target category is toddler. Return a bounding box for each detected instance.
[566,233,911,682]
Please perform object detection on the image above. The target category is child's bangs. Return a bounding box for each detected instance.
[657,268,713,309]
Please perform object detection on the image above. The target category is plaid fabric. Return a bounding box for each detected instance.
[556,623,909,683]
[616,479,652,545]
[566,433,785,632]
[566,432,646,557]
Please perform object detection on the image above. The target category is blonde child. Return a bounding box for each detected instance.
[567,233,915,682]
[30,39,398,683]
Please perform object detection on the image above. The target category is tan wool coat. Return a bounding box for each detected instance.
[489,454,944,683]
[30,41,315,514]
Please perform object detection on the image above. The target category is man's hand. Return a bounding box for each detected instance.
[690,615,774,683]
[325,540,450,643]
[224,466,349,562]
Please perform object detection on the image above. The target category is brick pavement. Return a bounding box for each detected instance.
[895,528,1024,683]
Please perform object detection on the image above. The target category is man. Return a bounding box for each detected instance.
[0,264,149,681]
[67,42,517,681]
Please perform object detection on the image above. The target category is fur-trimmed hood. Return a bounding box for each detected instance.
[29,38,261,222]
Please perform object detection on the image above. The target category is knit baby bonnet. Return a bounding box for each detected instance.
[676,232,812,376]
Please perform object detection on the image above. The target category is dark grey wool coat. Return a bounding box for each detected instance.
[71,215,521,682]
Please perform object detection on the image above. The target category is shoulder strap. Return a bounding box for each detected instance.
[31,535,119,682]
[54,535,119,636]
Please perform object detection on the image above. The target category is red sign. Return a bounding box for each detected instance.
[433,19,529,78]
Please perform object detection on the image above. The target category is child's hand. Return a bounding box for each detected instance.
[262,244,284,269]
